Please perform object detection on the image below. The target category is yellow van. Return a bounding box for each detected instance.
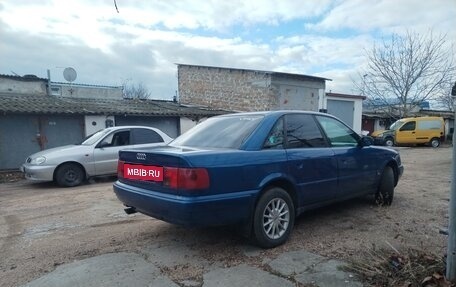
[372,116,444,147]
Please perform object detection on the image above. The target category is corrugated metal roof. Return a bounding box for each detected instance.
[0,93,229,117]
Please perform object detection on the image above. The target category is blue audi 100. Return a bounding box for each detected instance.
[113,111,403,248]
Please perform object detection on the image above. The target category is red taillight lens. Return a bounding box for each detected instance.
[163,167,209,190]
[117,160,125,179]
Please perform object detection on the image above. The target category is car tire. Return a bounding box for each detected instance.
[253,187,294,248]
[374,166,394,206]
[384,137,394,147]
[55,163,85,187]
[430,137,440,148]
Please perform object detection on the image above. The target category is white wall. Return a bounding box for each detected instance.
[84,115,115,136]
[326,96,363,134]
[0,77,47,95]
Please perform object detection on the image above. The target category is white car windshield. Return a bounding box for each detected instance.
[79,129,111,145]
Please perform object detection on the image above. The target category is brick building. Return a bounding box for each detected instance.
[177,64,329,112]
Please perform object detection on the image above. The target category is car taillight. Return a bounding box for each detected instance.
[163,167,209,190]
[117,160,125,179]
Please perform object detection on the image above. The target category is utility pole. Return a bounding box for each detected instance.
[447,81,456,280]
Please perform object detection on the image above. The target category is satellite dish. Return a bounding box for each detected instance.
[63,67,77,82]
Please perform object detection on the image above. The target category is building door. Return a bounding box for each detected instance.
[327,99,354,128]
[40,115,85,149]
[0,114,85,170]
[0,115,41,169]
[362,118,375,134]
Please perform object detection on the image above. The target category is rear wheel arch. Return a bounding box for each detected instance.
[257,178,298,215]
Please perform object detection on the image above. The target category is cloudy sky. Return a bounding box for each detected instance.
[0,0,454,100]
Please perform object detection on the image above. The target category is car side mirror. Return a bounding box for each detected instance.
[97,141,110,149]
[359,136,374,147]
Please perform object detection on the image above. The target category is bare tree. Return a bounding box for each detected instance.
[356,30,456,118]
[122,81,151,99]
[435,81,455,111]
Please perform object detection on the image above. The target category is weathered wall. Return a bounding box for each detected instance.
[0,77,47,95]
[51,83,123,99]
[178,65,276,112]
[84,115,116,136]
[272,76,324,111]
[178,65,326,112]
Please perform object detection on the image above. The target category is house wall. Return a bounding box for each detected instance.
[0,77,47,95]
[50,83,123,99]
[178,65,275,111]
[85,115,116,136]
[272,76,323,111]
[178,65,326,112]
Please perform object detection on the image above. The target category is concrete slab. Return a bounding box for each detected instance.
[267,250,324,276]
[202,264,294,287]
[22,252,179,287]
[295,259,363,287]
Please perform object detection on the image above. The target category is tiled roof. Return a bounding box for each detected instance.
[0,93,228,117]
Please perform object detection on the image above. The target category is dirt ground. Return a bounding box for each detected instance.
[0,146,451,287]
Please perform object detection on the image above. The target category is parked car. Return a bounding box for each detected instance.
[113,111,403,248]
[21,126,173,187]
[371,116,444,147]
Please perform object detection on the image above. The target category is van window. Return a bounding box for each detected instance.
[400,121,416,131]
[417,120,441,130]
[389,120,404,131]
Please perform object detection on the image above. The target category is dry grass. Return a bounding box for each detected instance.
[344,246,455,287]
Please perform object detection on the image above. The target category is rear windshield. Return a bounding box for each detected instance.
[171,115,264,149]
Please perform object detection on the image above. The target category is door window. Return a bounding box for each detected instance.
[400,121,416,131]
[285,114,327,148]
[263,117,285,149]
[132,128,164,144]
[98,130,130,147]
[316,116,359,147]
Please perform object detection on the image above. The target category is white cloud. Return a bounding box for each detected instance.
[0,0,454,100]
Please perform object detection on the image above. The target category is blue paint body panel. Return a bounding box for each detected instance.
[113,111,404,227]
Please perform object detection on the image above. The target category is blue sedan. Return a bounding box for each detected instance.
[113,111,403,248]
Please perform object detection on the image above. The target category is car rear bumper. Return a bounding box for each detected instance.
[113,181,258,227]
[21,164,55,182]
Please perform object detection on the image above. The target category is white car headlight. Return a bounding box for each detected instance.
[32,156,46,165]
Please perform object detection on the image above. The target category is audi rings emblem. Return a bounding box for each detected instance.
[136,153,146,160]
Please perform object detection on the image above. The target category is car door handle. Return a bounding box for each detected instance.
[297,163,304,169]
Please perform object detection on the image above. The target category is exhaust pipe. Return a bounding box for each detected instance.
[124,206,137,215]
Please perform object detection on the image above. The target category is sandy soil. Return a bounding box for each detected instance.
[0,146,451,287]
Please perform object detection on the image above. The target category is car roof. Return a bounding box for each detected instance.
[217,110,337,118]
[106,125,160,130]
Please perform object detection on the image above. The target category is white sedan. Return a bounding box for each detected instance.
[21,126,173,187]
